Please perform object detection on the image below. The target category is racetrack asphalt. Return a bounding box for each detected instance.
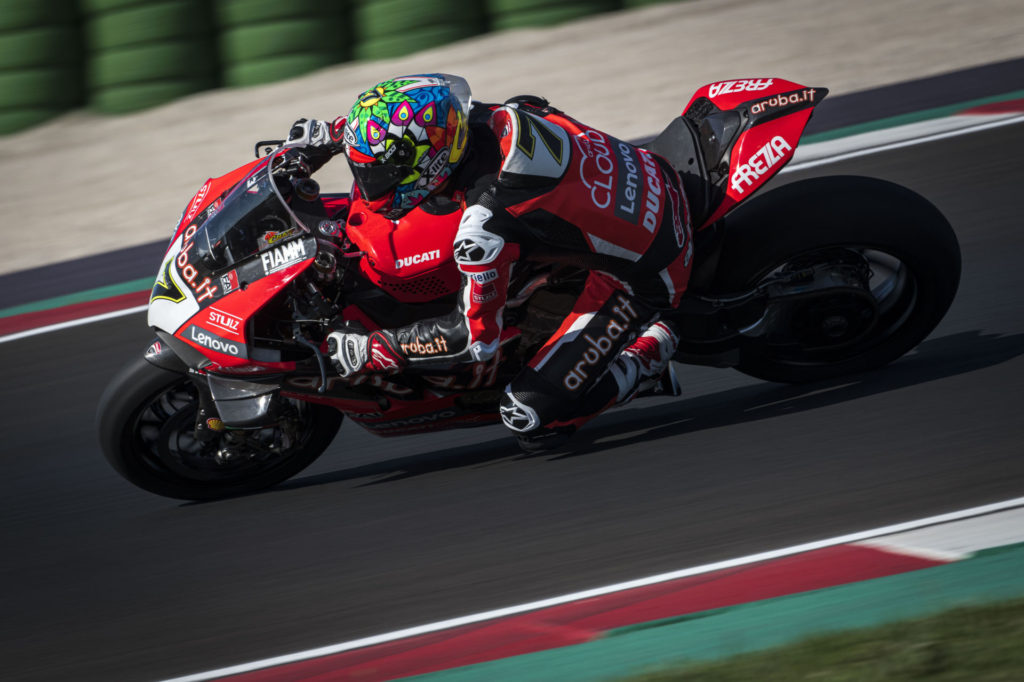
[1,114,1023,680]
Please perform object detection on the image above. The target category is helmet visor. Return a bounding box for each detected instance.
[348,159,413,201]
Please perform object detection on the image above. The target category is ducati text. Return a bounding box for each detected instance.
[395,249,441,269]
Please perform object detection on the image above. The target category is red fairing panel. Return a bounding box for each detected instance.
[709,109,811,224]
[176,254,314,370]
[345,198,462,304]
[684,78,822,225]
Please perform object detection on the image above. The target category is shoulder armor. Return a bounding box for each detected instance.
[489,106,571,180]
[454,205,505,265]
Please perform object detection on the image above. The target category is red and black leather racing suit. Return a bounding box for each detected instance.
[385,98,693,436]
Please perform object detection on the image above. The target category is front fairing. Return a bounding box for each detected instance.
[148,154,318,369]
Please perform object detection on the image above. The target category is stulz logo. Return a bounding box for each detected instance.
[730,136,793,194]
[471,281,497,304]
[206,307,242,335]
[395,249,441,269]
[186,325,243,357]
[708,79,774,98]
[261,239,307,274]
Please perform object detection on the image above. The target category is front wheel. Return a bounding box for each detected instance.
[711,175,961,383]
[97,355,343,500]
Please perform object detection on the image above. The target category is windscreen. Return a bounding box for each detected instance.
[193,161,306,272]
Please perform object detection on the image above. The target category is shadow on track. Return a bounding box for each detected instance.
[278,329,1024,490]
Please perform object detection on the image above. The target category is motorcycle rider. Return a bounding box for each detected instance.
[286,73,693,451]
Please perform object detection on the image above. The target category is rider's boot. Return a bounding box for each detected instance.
[635,362,682,398]
[609,321,681,402]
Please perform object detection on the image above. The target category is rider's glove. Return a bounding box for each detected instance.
[283,117,347,173]
[327,329,407,377]
[284,116,347,150]
[284,118,331,149]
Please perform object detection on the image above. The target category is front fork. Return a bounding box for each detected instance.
[143,337,288,440]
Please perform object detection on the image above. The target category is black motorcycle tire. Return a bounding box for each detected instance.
[97,355,343,500]
[709,175,961,384]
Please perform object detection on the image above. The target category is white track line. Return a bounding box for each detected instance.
[785,113,1024,171]
[163,496,1024,682]
[5,112,1023,347]
[854,539,969,563]
[0,305,147,345]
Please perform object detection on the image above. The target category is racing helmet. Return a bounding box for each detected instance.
[343,73,471,218]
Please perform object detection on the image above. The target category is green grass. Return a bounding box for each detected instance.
[619,598,1024,682]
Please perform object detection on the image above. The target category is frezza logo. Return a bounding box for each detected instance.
[708,79,774,98]
[730,136,792,194]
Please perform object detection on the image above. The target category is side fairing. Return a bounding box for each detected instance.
[149,229,316,368]
[148,231,202,335]
[681,78,828,225]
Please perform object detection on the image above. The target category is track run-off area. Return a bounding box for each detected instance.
[3,95,1024,681]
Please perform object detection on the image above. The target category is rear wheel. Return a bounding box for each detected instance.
[711,175,960,383]
[97,355,342,500]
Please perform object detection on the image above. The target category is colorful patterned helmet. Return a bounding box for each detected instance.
[343,73,471,218]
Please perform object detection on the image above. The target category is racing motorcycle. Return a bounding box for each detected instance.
[97,78,961,500]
